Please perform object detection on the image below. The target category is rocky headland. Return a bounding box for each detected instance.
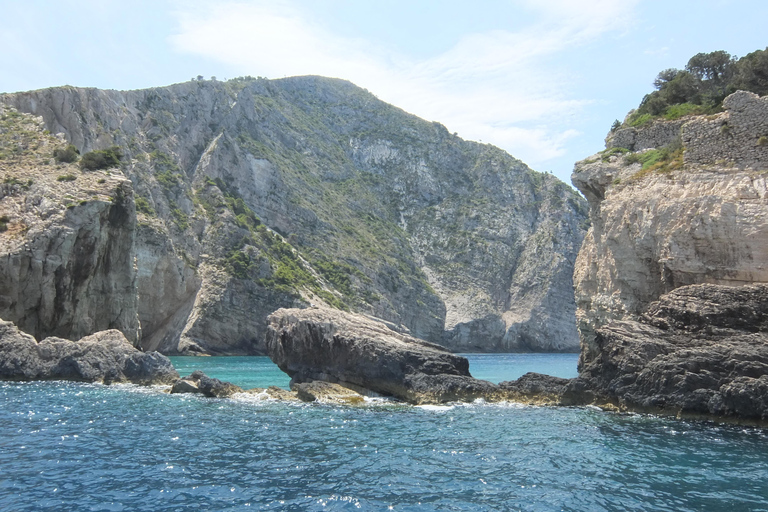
[0,77,587,355]
[565,89,768,422]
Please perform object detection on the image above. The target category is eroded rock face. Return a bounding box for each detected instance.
[0,105,140,343]
[572,91,768,366]
[265,306,499,404]
[569,284,768,420]
[0,319,178,385]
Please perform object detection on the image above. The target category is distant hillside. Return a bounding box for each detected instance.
[0,76,587,354]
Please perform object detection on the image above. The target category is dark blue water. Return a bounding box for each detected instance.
[2,355,767,511]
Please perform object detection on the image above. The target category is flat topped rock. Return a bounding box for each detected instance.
[266,307,498,404]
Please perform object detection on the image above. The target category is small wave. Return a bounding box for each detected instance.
[416,404,455,412]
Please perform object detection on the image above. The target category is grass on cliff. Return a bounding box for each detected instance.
[199,177,352,309]
[626,142,685,180]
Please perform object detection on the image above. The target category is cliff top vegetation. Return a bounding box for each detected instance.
[621,48,768,128]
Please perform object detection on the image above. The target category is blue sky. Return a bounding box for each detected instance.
[2,0,767,185]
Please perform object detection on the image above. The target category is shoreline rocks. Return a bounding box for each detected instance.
[565,284,768,421]
[0,318,178,385]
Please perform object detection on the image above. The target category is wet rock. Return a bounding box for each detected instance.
[0,319,177,385]
[170,370,243,398]
[499,372,572,404]
[292,381,366,404]
[241,386,301,401]
[573,284,768,420]
[266,306,499,404]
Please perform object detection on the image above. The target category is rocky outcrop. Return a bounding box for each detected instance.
[265,306,499,404]
[572,91,768,366]
[2,77,587,354]
[170,370,243,398]
[568,284,768,420]
[0,105,140,343]
[570,90,768,421]
[0,318,177,384]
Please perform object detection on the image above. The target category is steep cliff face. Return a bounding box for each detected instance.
[0,105,140,343]
[572,91,768,366]
[2,77,587,353]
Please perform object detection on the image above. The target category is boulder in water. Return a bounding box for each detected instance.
[266,306,499,404]
[0,319,178,385]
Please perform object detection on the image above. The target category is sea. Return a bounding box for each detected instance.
[1,354,767,511]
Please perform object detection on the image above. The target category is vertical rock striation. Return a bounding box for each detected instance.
[2,77,587,353]
[0,105,140,343]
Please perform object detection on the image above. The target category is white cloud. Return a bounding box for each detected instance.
[169,0,638,169]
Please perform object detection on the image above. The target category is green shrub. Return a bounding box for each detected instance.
[169,204,189,230]
[758,136,768,146]
[0,215,9,232]
[664,102,707,120]
[600,147,629,162]
[80,146,122,171]
[628,112,654,128]
[151,151,184,191]
[135,196,155,216]
[57,174,77,182]
[53,144,79,163]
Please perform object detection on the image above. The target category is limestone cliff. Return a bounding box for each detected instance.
[0,105,140,343]
[1,77,587,353]
[572,91,768,367]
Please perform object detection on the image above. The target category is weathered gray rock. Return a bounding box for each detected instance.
[569,284,768,420]
[170,370,243,398]
[0,319,177,384]
[1,77,587,354]
[266,306,499,404]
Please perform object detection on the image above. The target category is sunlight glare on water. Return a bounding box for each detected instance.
[1,355,766,511]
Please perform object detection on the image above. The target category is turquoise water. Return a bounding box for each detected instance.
[2,355,767,511]
[168,353,580,389]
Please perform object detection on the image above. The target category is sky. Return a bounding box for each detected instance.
[2,0,767,186]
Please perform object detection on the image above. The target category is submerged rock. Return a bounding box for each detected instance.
[0,319,178,385]
[266,306,499,404]
[170,370,243,398]
[569,284,768,420]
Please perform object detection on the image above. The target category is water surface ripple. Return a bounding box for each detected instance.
[1,356,766,511]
